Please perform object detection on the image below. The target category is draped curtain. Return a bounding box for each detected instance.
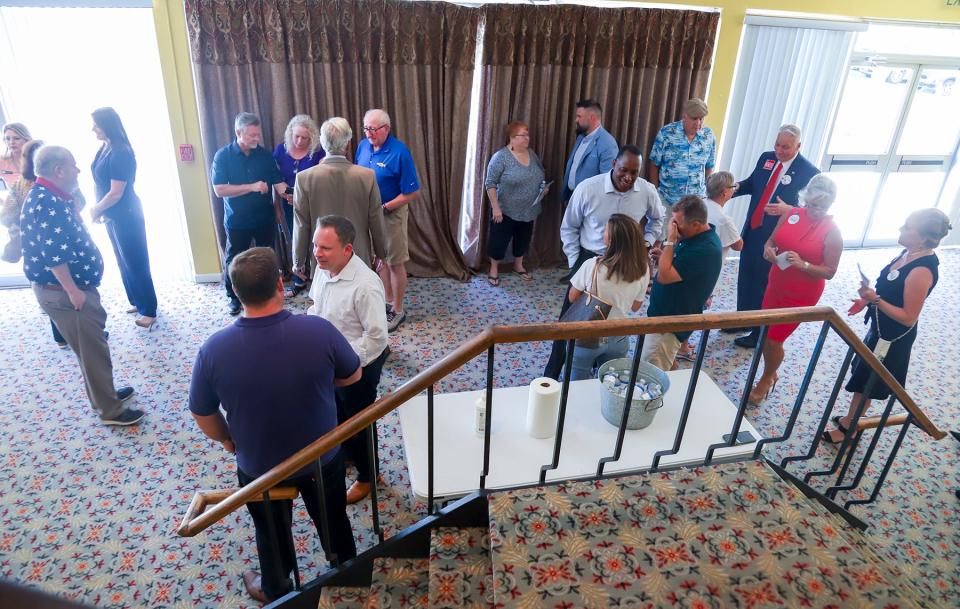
[461,6,719,269]
[185,0,478,279]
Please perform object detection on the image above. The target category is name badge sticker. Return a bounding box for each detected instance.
[788,214,800,225]
[763,159,775,170]
[780,174,792,186]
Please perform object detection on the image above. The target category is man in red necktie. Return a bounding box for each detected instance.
[724,124,820,348]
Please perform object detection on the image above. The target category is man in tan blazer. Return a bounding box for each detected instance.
[292,117,387,280]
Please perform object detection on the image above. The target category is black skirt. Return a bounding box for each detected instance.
[844,324,917,400]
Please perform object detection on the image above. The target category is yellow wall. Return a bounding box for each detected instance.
[153,1,960,276]
[152,0,220,277]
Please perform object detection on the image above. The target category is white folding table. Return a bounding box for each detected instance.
[398,369,763,500]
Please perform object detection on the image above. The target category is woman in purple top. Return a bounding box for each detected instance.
[273,115,324,236]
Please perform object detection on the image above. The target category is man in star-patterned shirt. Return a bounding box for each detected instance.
[21,145,144,426]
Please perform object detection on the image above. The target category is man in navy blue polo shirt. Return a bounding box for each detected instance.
[21,145,142,426]
[355,108,419,331]
[211,112,289,316]
[189,247,360,603]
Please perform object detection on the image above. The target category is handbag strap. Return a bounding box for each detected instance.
[588,257,602,299]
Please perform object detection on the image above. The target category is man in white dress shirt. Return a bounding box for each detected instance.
[544,145,664,379]
[308,215,389,504]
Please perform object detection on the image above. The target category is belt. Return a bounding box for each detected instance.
[34,283,95,292]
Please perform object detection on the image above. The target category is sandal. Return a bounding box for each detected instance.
[487,275,500,287]
[515,270,533,281]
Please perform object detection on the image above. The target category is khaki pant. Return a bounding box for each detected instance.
[33,285,125,419]
[382,205,410,265]
[640,332,682,372]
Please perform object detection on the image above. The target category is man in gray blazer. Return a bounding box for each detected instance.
[292,117,388,280]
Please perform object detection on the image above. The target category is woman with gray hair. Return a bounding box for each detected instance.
[823,208,951,443]
[749,174,843,403]
[273,115,324,284]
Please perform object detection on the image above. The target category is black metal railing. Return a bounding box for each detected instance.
[175,307,944,606]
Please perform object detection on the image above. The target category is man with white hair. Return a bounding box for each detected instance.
[21,145,143,426]
[727,124,820,348]
[292,117,387,278]
[356,108,420,331]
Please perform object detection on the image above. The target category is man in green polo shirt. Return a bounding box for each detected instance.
[642,195,722,371]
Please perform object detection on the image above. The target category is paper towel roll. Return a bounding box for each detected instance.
[526,377,561,439]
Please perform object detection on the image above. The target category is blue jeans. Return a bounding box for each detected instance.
[570,335,630,381]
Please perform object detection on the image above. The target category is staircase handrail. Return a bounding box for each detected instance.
[176,305,944,537]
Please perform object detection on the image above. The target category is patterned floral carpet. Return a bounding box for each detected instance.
[487,459,926,608]
[0,247,957,608]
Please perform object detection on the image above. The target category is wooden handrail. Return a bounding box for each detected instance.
[176,306,944,536]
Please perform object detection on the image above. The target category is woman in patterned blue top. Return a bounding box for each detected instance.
[484,121,548,286]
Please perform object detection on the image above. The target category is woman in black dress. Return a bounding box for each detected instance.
[90,107,158,329]
[823,208,952,443]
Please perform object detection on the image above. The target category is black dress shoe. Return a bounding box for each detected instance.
[228,301,242,316]
[734,335,758,349]
[721,326,750,334]
[950,430,960,443]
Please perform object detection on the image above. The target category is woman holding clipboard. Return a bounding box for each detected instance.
[483,120,549,286]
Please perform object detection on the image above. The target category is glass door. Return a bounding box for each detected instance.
[824,63,960,246]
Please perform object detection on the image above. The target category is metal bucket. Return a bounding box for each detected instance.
[597,358,670,430]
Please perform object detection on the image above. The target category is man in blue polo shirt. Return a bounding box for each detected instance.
[355,108,420,331]
[211,112,289,316]
[189,247,360,603]
[642,195,722,371]
[22,145,142,426]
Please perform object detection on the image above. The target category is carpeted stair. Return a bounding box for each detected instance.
[318,460,932,609]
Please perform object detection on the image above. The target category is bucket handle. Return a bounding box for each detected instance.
[643,397,665,413]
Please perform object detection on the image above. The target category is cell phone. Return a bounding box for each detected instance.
[284,186,294,195]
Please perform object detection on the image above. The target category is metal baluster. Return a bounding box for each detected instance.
[313,462,337,566]
[367,423,383,541]
[826,395,898,499]
[705,326,767,465]
[539,339,575,484]
[427,384,435,515]
[479,345,495,491]
[652,329,711,471]
[782,344,854,469]
[805,370,879,483]
[261,489,300,589]
[753,321,830,459]
[845,416,912,509]
[596,335,645,477]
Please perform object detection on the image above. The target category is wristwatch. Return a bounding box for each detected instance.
[803,261,810,271]
[662,241,675,247]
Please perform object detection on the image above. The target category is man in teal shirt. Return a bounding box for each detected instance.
[642,195,722,371]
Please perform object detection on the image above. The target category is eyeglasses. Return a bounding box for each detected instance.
[363,125,387,134]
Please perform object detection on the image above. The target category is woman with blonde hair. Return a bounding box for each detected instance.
[273,114,324,289]
[568,214,650,380]
[0,122,31,189]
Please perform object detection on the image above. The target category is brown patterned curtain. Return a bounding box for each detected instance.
[185,0,478,279]
[463,5,719,269]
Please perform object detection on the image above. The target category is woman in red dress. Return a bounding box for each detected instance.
[749,175,843,403]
